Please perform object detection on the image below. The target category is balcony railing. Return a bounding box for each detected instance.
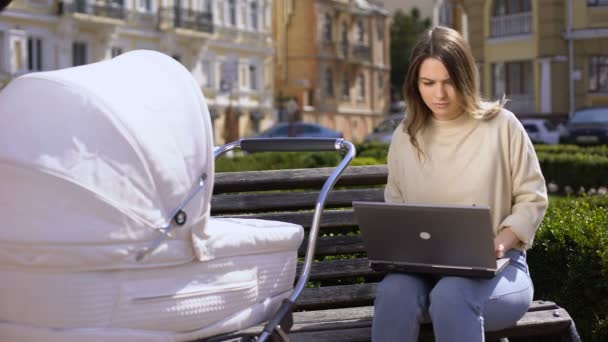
[351,44,371,62]
[59,0,126,20]
[491,12,532,37]
[161,7,214,33]
[505,93,535,114]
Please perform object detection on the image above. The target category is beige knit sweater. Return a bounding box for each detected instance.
[384,109,548,250]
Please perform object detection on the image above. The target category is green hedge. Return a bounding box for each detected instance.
[215,143,391,172]
[535,144,608,157]
[528,196,608,341]
[537,152,608,190]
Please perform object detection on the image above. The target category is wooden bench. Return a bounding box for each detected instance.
[209,165,581,342]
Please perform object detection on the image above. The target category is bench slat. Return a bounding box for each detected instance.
[220,209,357,229]
[288,304,572,341]
[297,283,376,310]
[299,258,377,282]
[297,281,561,312]
[298,234,364,257]
[211,188,383,214]
[214,165,388,193]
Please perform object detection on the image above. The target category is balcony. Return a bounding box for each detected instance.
[491,12,532,38]
[160,7,214,33]
[59,0,126,20]
[351,44,371,63]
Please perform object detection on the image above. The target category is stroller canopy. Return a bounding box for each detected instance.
[0,50,215,270]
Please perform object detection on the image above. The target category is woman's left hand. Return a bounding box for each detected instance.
[494,228,519,258]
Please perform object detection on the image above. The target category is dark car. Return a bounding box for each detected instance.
[364,113,406,143]
[561,106,608,145]
[254,122,343,138]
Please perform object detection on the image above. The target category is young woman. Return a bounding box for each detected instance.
[373,26,548,341]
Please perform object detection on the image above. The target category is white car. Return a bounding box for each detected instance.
[520,118,561,145]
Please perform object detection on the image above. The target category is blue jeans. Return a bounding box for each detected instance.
[372,249,533,342]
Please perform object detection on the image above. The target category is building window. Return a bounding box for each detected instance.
[589,56,608,93]
[378,73,383,89]
[357,20,365,43]
[491,0,532,37]
[0,32,5,72]
[493,61,534,112]
[204,0,212,12]
[341,22,349,56]
[27,37,43,71]
[358,73,365,99]
[325,68,334,97]
[72,42,87,66]
[228,0,237,26]
[250,1,259,30]
[588,0,608,6]
[111,47,123,58]
[493,0,532,15]
[342,73,350,99]
[439,1,454,27]
[376,19,384,41]
[249,65,257,90]
[324,13,333,42]
[138,0,152,11]
[202,60,214,87]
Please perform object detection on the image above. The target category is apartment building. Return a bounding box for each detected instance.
[0,0,275,144]
[434,0,608,116]
[273,0,390,142]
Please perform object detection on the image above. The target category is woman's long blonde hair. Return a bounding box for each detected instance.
[403,26,504,156]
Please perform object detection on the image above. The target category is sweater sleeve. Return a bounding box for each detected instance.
[384,135,404,203]
[499,118,548,249]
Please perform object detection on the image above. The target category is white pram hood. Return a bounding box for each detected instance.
[0,50,215,270]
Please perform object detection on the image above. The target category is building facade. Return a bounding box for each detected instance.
[273,0,390,142]
[0,0,275,144]
[434,0,608,116]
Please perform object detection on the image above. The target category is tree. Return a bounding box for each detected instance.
[390,7,431,101]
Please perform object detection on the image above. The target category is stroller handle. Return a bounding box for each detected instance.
[213,137,356,342]
[240,138,344,153]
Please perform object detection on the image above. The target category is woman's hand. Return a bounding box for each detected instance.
[494,227,519,258]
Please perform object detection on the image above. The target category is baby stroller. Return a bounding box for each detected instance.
[0,50,355,341]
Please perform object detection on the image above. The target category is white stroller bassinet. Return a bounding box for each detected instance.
[0,50,355,342]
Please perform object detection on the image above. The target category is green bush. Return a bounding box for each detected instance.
[528,196,608,341]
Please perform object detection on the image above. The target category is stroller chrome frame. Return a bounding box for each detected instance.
[209,137,356,342]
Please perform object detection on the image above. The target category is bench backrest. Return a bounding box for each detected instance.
[212,165,388,310]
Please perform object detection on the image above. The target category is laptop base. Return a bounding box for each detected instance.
[370,258,510,279]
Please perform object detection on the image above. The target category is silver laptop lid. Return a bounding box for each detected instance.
[353,201,496,269]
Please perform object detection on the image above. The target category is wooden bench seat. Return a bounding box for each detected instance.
[208,165,580,342]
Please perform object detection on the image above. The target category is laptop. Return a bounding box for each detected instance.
[352,201,509,278]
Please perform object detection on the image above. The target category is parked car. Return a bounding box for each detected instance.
[520,118,561,145]
[560,106,608,145]
[364,113,407,143]
[254,121,343,138]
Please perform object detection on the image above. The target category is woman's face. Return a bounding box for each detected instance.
[417,57,462,121]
